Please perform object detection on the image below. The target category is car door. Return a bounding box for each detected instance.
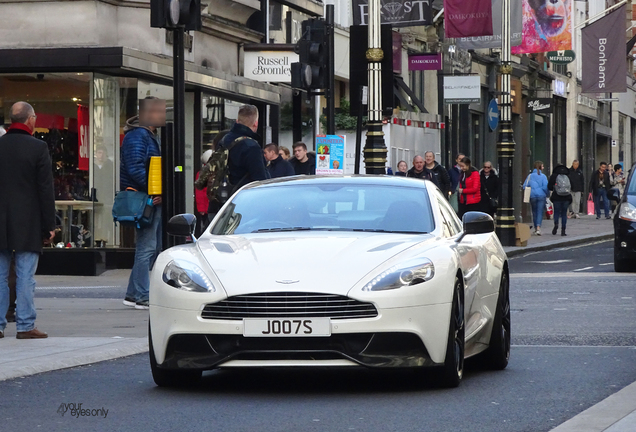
[435,193,490,341]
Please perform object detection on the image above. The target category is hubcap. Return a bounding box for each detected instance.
[454,281,465,378]
[501,275,511,360]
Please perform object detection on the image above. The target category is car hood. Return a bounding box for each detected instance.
[197,232,434,296]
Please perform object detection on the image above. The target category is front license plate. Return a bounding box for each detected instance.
[243,318,331,337]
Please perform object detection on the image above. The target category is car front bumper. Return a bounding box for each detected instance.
[149,302,452,370]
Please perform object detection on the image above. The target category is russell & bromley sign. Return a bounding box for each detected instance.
[243,45,299,83]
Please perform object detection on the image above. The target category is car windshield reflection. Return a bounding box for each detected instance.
[210,183,435,235]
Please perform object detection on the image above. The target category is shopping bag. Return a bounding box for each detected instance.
[587,193,595,216]
[523,187,531,203]
[545,198,554,216]
[522,174,531,203]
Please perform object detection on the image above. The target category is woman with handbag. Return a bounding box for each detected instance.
[523,161,549,235]
[458,157,482,219]
[479,161,499,218]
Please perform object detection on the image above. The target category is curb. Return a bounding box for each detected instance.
[504,233,613,258]
[549,380,636,432]
[0,338,148,381]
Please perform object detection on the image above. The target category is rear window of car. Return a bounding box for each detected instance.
[211,183,435,235]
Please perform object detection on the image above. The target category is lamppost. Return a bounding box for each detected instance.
[364,0,387,174]
[495,0,516,246]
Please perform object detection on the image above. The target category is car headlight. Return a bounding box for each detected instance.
[619,202,636,222]
[362,258,435,292]
[162,260,215,292]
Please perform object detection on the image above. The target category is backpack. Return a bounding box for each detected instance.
[555,174,571,196]
[195,136,249,205]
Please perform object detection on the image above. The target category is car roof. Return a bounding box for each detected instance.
[243,175,431,190]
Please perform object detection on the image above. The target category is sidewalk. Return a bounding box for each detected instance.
[504,214,614,257]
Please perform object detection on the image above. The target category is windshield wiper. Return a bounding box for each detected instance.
[351,228,428,234]
[252,227,313,233]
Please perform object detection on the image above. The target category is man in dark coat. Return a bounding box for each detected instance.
[567,159,584,218]
[264,143,295,178]
[218,105,269,187]
[479,162,499,217]
[289,142,317,175]
[0,101,55,339]
[589,161,612,219]
[120,97,162,310]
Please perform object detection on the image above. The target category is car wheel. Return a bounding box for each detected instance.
[439,276,465,388]
[614,247,631,273]
[149,324,202,387]
[482,271,511,370]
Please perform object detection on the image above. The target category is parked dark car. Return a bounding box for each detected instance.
[614,162,636,272]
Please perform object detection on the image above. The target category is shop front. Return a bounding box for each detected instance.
[0,48,280,275]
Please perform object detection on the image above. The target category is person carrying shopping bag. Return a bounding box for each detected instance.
[523,161,549,235]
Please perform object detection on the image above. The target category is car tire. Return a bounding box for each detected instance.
[149,324,202,387]
[439,276,465,388]
[614,248,631,273]
[482,271,511,370]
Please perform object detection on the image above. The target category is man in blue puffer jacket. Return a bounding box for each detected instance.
[120,97,162,310]
[523,161,549,235]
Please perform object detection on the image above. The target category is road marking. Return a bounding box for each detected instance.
[622,297,633,300]
[573,267,594,272]
[36,286,121,290]
[528,260,573,264]
[557,298,568,300]
[599,263,613,266]
[553,308,567,311]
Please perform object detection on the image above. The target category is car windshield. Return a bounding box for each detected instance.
[210,183,434,235]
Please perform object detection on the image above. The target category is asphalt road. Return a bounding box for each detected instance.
[1,242,634,432]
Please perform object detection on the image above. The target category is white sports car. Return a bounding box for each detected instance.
[149,176,510,387]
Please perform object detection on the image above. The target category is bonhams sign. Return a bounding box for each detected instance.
[352,0,432,27]
[244,50,299,83]
[582,5,626,94]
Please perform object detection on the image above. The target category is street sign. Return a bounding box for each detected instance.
[488,99,499,131]
[547,50,575,64]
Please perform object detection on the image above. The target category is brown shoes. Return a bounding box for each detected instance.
[16,328,48,339]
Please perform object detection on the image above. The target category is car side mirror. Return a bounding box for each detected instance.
[462,212,495,235]
[167,214,197,239]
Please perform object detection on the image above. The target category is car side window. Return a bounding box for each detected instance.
[437,199,453,238]
[437,194,463,234]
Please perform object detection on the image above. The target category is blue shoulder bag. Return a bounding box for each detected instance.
[112,188,154,228]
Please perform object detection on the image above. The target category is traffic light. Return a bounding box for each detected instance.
[291,19,330,90]
[151,0,201,31]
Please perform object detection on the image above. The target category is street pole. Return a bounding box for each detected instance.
[364,0,387,174]
[495,0,516,246]
[326,5,335,135]
[172,27,187,246]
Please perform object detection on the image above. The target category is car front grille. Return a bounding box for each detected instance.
[201,292,379,321]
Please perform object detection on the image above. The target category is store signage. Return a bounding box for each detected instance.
[526,98,553,114]
[352,0,433,28]
[315,135,345,175]
[243,50,299,83]
[408,53,442,70]
[77,105,90,171]
[546,50,576,64]
[553,79,566,97]
[443,76,481,104]
[393,32,403,74]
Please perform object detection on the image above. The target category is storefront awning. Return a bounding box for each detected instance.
[0,47,280,105]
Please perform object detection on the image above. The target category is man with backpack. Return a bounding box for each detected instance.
[548,164,572,236]
[195,105,268,216]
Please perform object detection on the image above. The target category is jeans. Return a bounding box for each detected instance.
[553,200,569,230]
[569,191,581,215]
[593,189,610,218]
[530,197,546,228]
[0,250,40,332]
[125,205,162,303]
